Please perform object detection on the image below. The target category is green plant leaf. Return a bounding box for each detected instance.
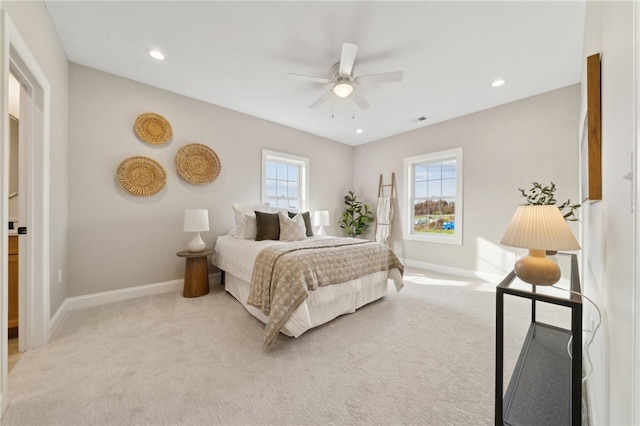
[518,181,581,221]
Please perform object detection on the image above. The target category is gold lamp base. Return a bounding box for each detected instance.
[514,249,561,286]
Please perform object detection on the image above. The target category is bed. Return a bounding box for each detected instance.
[212,231,404,345]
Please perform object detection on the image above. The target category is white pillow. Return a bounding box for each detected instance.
[270,207,296,214]
[278,212,307,242]
[231,203,270,239]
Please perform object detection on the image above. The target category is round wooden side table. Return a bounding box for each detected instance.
[176,249,215,298]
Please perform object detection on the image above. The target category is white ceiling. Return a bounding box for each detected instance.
[44,1,586,146]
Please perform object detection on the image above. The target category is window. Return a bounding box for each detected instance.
[403,148,463,245]
[262,150,309,212]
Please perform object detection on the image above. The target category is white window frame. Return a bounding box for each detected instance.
[262,149,309,212]
[403,147,463,245]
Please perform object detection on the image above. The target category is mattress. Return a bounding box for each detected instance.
[212,235,402,338]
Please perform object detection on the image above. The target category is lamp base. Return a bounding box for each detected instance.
[514,249,561,286]
[316,226,326,236]
[188,232,205,252]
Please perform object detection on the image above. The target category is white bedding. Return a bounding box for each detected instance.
[212,235,403,338]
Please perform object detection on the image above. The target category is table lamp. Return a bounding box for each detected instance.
[500,205,580,286]
[313,211,330,235]
[184,209,209,252]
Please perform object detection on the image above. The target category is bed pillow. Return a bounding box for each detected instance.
[255,211,280,241]
[232,202,269,225]
[279,212,308,242]
[288,211,313,237]
[236,214,258,239]
[231,203,270,239]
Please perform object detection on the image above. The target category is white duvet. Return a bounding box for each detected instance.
[212,235,403,339]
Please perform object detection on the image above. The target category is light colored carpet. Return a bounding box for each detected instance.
[2,269,533,426]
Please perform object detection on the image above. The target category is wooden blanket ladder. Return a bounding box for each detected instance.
[374,173,395,245]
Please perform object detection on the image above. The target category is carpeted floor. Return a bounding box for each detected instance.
[2,268,535,426]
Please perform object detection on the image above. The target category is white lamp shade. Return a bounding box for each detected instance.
[183,209,209,232]
[313,211,330,227]
[500,205,580,251]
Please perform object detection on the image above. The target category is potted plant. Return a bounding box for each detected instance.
[519,181,581,221]
[518,182,580,255]
[339,191,374,238]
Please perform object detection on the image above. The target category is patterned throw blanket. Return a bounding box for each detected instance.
[247,238,404,345]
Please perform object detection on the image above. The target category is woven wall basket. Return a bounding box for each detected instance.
[116,156,167,196]
[175,143,221,185]
[134,112,173,145]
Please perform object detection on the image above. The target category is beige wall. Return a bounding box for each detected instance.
[2,0,69,316]
[67,64,354,296]
[353,85,581,278]
[67,70,583,293]
[581,1,636,425]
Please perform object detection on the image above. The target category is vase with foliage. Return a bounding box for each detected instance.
[518,182,580,256]
[519,181,581,221]
[339,191,374,238]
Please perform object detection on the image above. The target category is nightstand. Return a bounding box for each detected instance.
[176,249,215,298]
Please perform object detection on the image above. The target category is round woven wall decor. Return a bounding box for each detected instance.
[134,112,173,145]
[116,156,167,196]
[175,143,221,185]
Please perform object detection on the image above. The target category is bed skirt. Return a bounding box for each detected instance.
[223,270,390,338]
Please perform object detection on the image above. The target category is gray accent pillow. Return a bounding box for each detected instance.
[255,211,280,241]
[288,211,313,237]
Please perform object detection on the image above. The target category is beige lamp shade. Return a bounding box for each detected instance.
[500,205,580,286]
[500,205,580,251]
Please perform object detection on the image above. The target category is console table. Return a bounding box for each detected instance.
[495,253,582,425]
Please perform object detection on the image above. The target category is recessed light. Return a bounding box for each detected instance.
[147,49,165,61]
[356,129,363,134]
[492,79,505,87]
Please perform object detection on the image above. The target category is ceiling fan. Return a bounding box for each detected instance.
[288,42,403,110]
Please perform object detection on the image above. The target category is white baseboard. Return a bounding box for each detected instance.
[401,258,504,283]
[48,272,222,340]
[48,297,70,340]
[65,279,184,311]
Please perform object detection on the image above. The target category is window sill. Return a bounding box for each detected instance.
[403,233,462,245]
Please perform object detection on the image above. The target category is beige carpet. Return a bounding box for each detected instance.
[2,268,533,426]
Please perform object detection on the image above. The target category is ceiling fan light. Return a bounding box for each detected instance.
[333,82,353,98]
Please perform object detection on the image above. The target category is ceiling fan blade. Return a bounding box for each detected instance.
[339,43,358,77]
[288,73,332,84]
[309,90,334,109]
[356,71,403,85]
[350,89,370,110]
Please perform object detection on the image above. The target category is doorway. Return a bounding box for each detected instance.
[7,73,21,370]
[1,9,52,416]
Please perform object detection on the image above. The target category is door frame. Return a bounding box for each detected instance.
[634,2,640,423]
[0,9,51,415]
